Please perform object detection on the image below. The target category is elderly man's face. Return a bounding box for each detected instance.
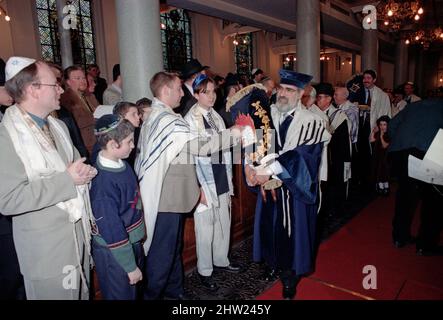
[333,88,347,105]
[301,86,315,108]
[276,84,302,113]
[35,63,64,113]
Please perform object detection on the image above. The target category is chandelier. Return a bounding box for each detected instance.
[404,27,443,49]
[0,0,10,22]
[377,0,423,31]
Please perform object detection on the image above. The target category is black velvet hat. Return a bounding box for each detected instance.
[224,73,240,88]
[180,58,209,80]
[315,82,334,97]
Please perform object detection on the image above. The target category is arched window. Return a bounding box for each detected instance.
[234,33,253,77]
[36,0,96,69]
[160,9,193,72]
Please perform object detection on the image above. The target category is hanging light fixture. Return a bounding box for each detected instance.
[403,27,443,50]
[377,0,423,31]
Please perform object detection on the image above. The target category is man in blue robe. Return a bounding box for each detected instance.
[245,70,331,299]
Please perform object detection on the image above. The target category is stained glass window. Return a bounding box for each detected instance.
[160,9,192,72]
[36,0,96,69]
[234,33,253,77]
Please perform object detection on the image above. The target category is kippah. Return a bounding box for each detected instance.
[94,114,122,136]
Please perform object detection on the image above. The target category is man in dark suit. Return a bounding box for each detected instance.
[87,64,108,104]
[175,59,208,117]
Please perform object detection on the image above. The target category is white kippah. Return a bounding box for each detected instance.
[251,68,259,76]
[5,56,36,81]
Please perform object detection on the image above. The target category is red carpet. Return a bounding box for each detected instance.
[257,192,443,300]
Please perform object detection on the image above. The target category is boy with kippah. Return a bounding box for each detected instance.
[90,114,145,300]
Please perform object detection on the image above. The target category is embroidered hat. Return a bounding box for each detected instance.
[192,73,208,92]
[94,114,122,136]
[279,69,313,89]
[5,56,36,81]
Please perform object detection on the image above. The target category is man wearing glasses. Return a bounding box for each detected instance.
[0,57,97,299]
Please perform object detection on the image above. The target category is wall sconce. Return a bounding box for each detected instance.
[0,0,11,22]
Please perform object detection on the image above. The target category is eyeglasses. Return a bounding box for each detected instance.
[32,83,62,89]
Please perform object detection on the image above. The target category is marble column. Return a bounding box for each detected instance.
[394,40,408,87]
[296,0,320,82]
[115,0,163,101]
[361,29,378,72]
[56,0,73,69]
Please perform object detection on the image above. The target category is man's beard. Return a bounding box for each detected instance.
[275,96,296,113]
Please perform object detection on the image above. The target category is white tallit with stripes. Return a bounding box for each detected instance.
[271,101,331,151]
[184,103,234,211]
[271,101,331,235]
[135,98,197,254]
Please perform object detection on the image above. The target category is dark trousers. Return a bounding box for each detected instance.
[416,183,443,250]
[0,233,26,300]
[391,150,420,242]
[144,213,184,300]
[356,113,371,188]
[93,239,144,300]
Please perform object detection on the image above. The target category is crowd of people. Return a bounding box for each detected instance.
[0,55,441,301]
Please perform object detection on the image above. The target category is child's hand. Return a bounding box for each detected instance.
[128,267,143,285]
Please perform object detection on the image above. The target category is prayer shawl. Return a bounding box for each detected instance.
[2,104,94,289]
[369,86,391,131]
[184,104,234,211]
[326,105,352,183]
[271,102,331,224]
[338,100,359,144]
[135,98,197,254]
[308,103,330,182]
[271,102,331,153]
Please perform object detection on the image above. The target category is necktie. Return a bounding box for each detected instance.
[42,123,56,148]
[366,89,372,106]
[207,110,219,133]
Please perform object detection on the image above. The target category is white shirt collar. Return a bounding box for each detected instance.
[98,152,124,169]
[197,105,212,117]
[184,82,194,95]
[281,107,296,119]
